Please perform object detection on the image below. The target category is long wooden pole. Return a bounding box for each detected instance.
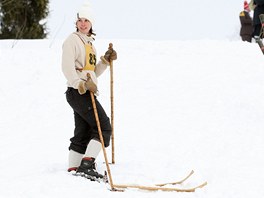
[90,91,115,190]
[110,59,115,164]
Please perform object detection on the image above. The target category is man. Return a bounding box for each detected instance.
[239,1,253,42]
[252,0,264,38]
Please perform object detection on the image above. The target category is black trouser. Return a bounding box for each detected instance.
[253,24,262,38]
[65,87,112,154]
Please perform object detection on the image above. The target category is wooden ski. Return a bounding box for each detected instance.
[257,14,264,54]
[112,170,207,192]
[255,38,264,54]
[155,170,194,187]
[113,181,207,192]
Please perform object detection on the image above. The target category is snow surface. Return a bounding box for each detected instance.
[1,38,264,197]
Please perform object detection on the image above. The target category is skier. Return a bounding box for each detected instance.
[61,2,117,180]
[252,0,264,38]
[239,1,253,42]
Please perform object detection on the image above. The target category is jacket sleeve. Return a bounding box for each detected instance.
[95,60,108,77]
[61,35,81,89]
[92,45,108,77]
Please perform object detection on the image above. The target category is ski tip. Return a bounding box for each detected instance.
[197,181,208,189]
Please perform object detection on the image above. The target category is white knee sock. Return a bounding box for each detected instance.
[68,149,83,170]
[84,139,102,159]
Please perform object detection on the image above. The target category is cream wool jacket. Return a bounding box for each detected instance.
[61,32,108,89]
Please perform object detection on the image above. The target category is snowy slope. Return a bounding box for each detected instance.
[0,39,264,198]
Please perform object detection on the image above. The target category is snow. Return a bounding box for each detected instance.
[1,38,264,197]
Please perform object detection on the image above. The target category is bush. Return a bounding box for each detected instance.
[0,0,49,39]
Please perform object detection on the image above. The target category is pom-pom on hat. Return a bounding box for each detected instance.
[77,2,95,26]
[244,1,250,11]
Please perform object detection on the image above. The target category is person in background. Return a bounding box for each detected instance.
[239,1,253,42]
[252,0,264,38]
[61,2,117,180]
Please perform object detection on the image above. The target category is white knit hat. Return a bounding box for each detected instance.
[77,2,95,26]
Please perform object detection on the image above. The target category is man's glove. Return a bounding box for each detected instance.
[100,43,117,65]
[78,74,97,95]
